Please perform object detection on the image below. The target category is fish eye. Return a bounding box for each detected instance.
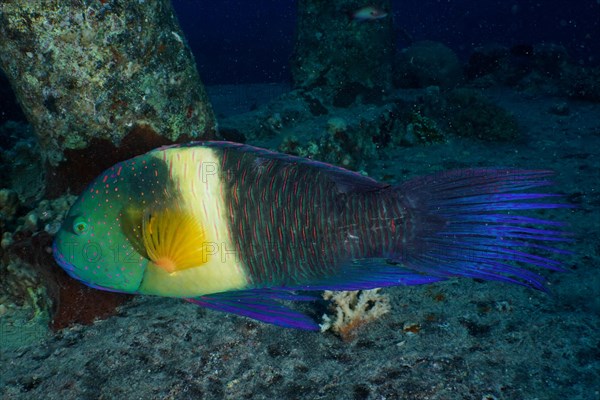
[72,217,89,235]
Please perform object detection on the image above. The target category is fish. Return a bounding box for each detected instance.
[352,5,389,21]
[52,141,572,330]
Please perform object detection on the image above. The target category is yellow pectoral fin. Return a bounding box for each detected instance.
[142,208,211,273]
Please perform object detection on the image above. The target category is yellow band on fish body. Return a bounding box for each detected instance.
[137,146,248,297]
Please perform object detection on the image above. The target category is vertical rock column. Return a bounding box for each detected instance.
[291,0,394,106]
[0,0,215,170]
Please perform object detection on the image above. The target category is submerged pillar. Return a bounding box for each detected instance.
[291,0,394,105]
[0,0,215,173]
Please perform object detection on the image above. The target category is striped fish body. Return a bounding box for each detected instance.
[53,141,570,330]
[136,141,410,296]
[214,142,407,288]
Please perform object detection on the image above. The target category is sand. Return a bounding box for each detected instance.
[1,85,598,400]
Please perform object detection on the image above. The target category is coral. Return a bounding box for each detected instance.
[0,189,19,231]
[0,195,68,314]
[278,109,388,170]
[442,88,520,141]
[3,229,130,332]
[0,255,45,310]
[265,113,284,133]
[0,191,129,332]
[23,195,77,235]
[394,41,463,89]
[279,123,373,170]
[0,239,51,348]
[219,90,315,142]
[278,136,319,159]
[320,289,390,341]
[0,192,73,324]
[326,117,348,135]
[400,110,446,146]
[1,193,75,243]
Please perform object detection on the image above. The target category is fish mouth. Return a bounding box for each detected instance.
[51,241,130,294]
[52,241,77,275]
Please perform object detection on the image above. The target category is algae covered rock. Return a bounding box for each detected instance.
[279,126,370,171]
[291,0,394,104]
[0,121,45,205]
[400,110,446,145]
[395,41,463,89]
[0,0,216,166]
[443,88,520,141]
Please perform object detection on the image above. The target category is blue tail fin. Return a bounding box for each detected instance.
[394,169,573,290]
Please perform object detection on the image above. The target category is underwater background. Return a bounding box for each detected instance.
[0,1,599,399]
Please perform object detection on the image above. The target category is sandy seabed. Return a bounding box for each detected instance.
[1,85,599,400]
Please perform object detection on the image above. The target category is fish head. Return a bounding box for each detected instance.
[53,153,171,293]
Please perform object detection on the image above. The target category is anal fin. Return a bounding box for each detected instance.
[186,289,320,330]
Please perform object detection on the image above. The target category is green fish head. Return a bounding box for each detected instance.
[53,155,168,293]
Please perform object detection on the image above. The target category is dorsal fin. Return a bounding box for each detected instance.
[161,140,390,194]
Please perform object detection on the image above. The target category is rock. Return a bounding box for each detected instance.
[0,0,216,174]
[291,0,394,102]
[394,41,463,89]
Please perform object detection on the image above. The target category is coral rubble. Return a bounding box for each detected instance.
[320,289,391,341]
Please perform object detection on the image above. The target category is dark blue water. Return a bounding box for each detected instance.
[172,0,600,84]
